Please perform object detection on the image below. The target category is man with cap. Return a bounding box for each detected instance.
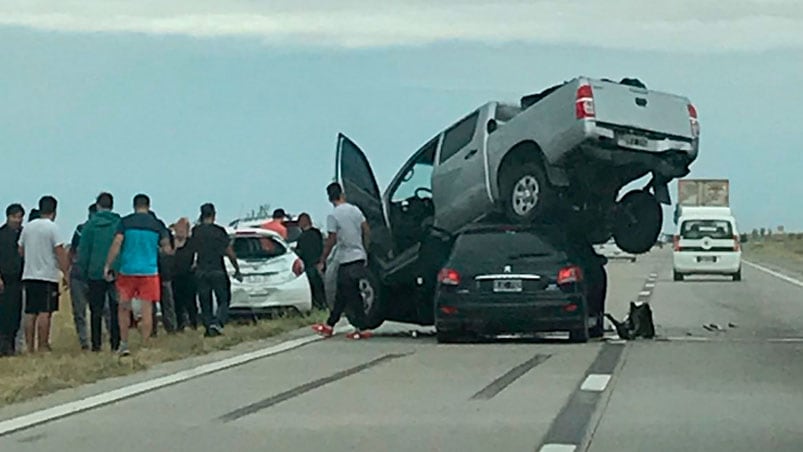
[191,203,243,337]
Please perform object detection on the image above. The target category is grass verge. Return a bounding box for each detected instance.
[743,234,803,274]
[0,288,326,407]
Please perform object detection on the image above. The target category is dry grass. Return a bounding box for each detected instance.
[0,287,326,407]
[744,233,803,272]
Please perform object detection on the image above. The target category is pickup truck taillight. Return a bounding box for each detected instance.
[688,103,700,138]
[673,235,681,251]
[575,84,595,119]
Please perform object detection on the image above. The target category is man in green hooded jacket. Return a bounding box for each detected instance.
[77,192,122,352]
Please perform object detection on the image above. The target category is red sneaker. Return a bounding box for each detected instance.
[312,324,334,338]
[346,330,373,340]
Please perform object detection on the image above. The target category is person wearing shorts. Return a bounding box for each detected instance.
[18,196,70,353]
[104,194,172,355]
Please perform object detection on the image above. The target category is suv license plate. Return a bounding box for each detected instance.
[618,134,650,149]
[493,279,522,293]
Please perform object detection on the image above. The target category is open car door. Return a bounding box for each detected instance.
[335,133,390,255]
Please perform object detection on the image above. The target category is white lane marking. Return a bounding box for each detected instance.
[0,330,339,436]
[743,260,803,288]
[649,273,658,278]
[768,338,803,343]
[645,282,656,288]
[580,374,612,392]
[540,444,577,452]
[666,336,710,342]
[638,291,651,297]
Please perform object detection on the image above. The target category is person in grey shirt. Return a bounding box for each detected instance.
[313,182,372,339]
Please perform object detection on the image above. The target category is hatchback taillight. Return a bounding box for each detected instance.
[292,258,304,277]
[557,265,583,285]
[438,268,461,286]
[575,83,595,119]
[733,235,741,252]
[673,235,681,252]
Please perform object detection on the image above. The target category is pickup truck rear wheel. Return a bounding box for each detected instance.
[612,190,663,255]
[501,162,552,224]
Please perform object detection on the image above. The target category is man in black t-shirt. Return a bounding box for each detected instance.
[192,203,242,337]
[295,213,326,310]
[0,204,25,356]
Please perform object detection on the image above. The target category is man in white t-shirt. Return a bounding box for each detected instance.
[18,196,70,353]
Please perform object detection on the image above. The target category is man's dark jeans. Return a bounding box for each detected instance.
[87,280,120,351]
[172,274,199,330]
[0,282,23,356]
[326,260,368,329]
[305,266,327,310]
[196,270,231,332]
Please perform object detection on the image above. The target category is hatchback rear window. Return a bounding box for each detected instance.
[681,220,734,240]
[233,235,287,260]
[451,229,564,264]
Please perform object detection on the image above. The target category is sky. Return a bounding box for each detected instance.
[1,0,802,238]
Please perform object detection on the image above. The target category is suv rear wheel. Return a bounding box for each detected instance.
[344,267,386,330]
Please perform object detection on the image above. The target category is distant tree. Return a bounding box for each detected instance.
[778,225,785,233]
[760,228,766,237]
[767,228,773,237]
[751,229,759,239]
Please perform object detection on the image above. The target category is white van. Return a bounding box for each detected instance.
[673,207,741,281]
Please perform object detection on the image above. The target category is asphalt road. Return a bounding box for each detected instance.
[2,248,803,451]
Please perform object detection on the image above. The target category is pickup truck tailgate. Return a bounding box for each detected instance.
[591,80,693,139]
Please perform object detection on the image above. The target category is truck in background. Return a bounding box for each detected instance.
[674,178,730,223]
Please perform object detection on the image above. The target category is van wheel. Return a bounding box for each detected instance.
[500,161,553,224]
[732,270,742,282]
[613,190,663,254]
[673,271,684,281]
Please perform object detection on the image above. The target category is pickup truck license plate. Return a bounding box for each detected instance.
[493,279,522,293]
[618,134,650,149]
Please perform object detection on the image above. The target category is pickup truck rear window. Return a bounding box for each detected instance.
[439,111,479,164]
[681,220,734,240]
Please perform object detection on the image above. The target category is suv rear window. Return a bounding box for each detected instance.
[681,220,734,240]
[233,235,287,260]
[450,229,565,265]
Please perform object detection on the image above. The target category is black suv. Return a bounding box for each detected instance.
[433,224,607,343]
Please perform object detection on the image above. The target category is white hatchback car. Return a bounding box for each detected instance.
[226,228,313,316]
[673,214,741,281]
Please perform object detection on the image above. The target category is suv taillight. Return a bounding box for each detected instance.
[688,103,700,138]
[733,235,741,252]
[575,84,595,119]
[557,265,583,285]
[438,268,461,286]
[673,235,681,252]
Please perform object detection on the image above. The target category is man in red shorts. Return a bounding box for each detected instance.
[104,194,173,355]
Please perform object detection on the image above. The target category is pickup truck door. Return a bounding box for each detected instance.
[335,133,393,260]
[431,107,494,232]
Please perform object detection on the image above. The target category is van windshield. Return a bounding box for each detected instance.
[681,219,734,240]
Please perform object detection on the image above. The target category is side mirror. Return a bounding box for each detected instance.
[486,119,498,134]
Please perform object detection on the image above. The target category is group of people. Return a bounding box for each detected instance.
[0,181,376,357]
[0,193,245,356]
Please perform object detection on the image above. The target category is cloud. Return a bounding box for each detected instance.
[1,0,802,52]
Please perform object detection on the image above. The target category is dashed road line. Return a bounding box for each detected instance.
[580,374,612,392]
[638,291,651,297]
[743,260,803,288]
[539,444,577,452]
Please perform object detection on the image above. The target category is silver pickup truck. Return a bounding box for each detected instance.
[333,76,699,328]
